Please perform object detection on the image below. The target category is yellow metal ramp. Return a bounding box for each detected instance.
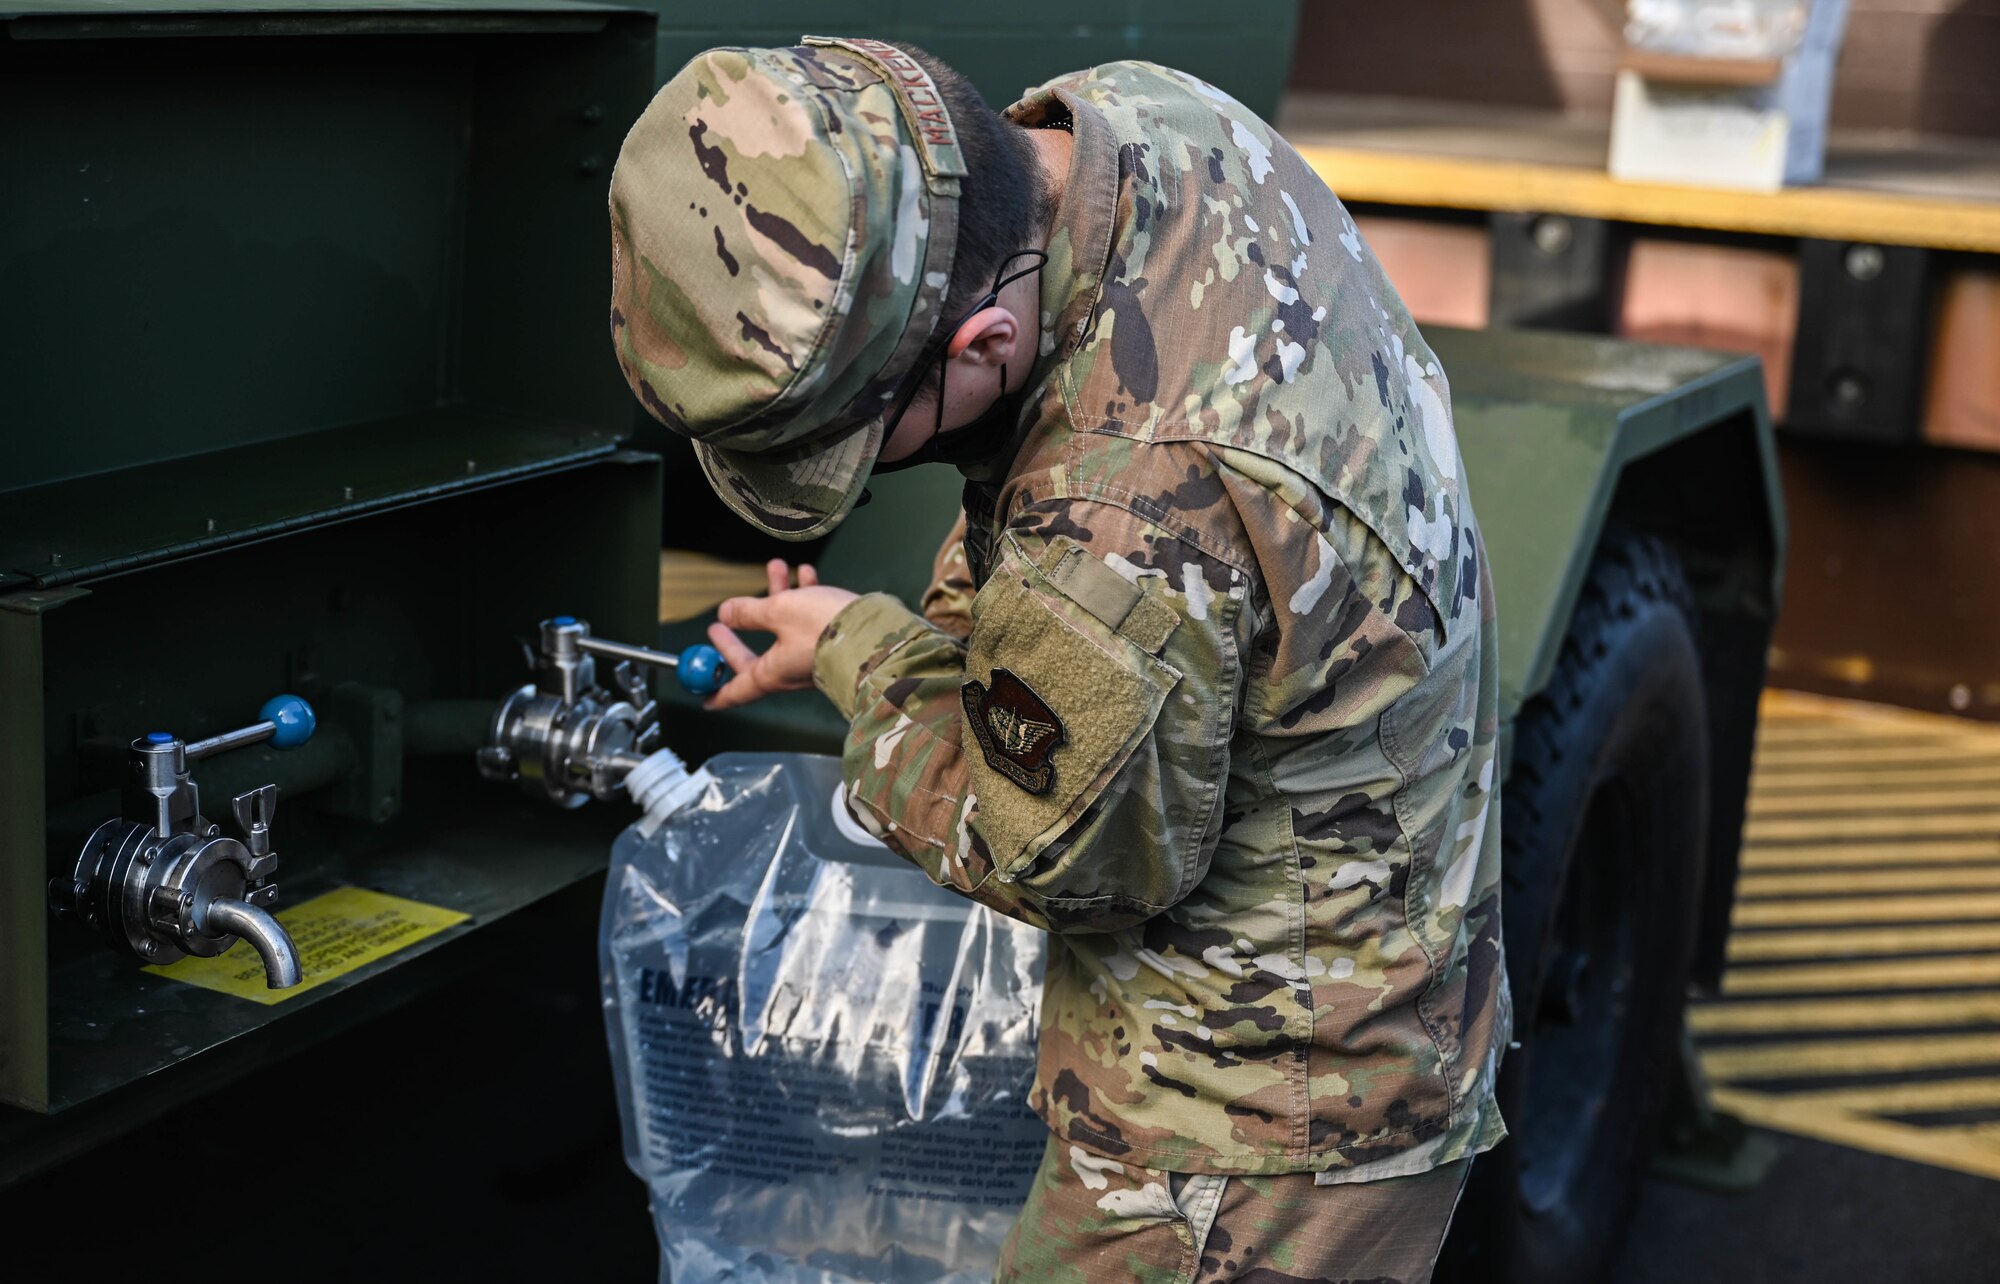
[1694,691,2000,1180]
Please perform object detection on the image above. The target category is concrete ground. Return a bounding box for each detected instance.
[1605,694,1998,1280]
[1617,1129,2000,1283]
[1614,693,2000,1283]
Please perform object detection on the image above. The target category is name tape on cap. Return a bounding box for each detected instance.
[804,35,968,185]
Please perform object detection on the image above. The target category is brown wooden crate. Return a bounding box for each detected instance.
[1618,238,1798,416]
[1350,215,1491,328]
[1619,51,1784,87]
[1771,440,2000,722]
[1287,1,2000,139]
[1925,268,2000,452]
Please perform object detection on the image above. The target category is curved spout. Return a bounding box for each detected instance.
[206,897,304,988]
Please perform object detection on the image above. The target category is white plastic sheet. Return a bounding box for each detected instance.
[601,753,1049,1283]
[1625,0,1813,59]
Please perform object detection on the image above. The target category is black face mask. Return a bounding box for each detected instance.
[869,249,1048,477]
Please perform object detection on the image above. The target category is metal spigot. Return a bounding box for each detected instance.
[478,616,727,808]
[50,696,315,989]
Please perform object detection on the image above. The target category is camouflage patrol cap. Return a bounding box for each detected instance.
[609,36,966,540]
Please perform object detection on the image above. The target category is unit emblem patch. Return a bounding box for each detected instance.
[962,668,1066,795]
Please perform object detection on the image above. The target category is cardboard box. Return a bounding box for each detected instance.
[1609,0,1850,190]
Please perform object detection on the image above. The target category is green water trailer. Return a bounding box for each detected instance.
[0,5,1780,1282]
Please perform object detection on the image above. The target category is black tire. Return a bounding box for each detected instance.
[1445,533,1710,1284]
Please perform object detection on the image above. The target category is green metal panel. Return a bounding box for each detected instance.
[0,3,668,1127]
[0,1,653,495]
[630,1,1300,121]
[3,446,663,1116]
[0,596,57,1111]
[0,56,464,487]
[0,1,634,22]
[0,412,626,591]
[1430,325,1785,721]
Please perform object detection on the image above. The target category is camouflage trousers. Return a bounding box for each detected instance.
[995,1135,1471,1284]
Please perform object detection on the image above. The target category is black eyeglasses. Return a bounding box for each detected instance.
[881,248,1049,443]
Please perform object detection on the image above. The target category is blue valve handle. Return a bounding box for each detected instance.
[552,617,731,700]
[178,695,316,760]
[675,644,730,698]
[260,695,316,748]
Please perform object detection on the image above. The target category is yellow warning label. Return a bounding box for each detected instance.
[144,886,470,1005]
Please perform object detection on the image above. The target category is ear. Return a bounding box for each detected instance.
[945,306,1021,369]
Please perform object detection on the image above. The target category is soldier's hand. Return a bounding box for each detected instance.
[704,560,858,710]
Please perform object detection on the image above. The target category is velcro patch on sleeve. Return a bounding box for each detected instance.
[963,540,1180,877]
[1042,539,1181,655]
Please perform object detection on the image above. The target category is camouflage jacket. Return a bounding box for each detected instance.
[812,62,1510,1180]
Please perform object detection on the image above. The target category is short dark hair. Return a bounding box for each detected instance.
[901,45,1052,316]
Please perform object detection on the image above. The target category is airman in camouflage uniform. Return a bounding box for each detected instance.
[611,38,1509,1284]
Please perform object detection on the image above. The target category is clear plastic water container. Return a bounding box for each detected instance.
[601,753,1049,1283]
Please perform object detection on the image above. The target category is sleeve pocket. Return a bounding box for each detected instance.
[963,536,1182,879]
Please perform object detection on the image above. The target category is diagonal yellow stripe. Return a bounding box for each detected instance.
[1755,716,1984,728]
[1690,992,2000,1035]
[1740,841,2000,870]
[1725,693,2000,1180]
[1754,745,2000,768]
[1748,790,2000,817]
[1756,706,2000,742]
[1710,1086,2000,1182]
[1736,867,2000,896]
[1733,893,2000,926]
[1745,813,2000,842]
[1737,1077,2000,1114]
[1724,954,2000,993]
[1760,720,1992,740]
[1760,736,1976,756]
[1750,765,2000,793]
[1757,715,1996,735]
[1701,1031,2000,1079]
[1727,922,2000,960]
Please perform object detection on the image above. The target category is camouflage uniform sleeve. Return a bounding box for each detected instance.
[917,511,975,641]
[812,495,1248,935]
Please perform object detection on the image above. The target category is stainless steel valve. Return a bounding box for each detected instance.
[50,697,315,989]
[478,616,727,808]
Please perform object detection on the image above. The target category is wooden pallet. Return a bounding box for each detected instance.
[658,549,769,624]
